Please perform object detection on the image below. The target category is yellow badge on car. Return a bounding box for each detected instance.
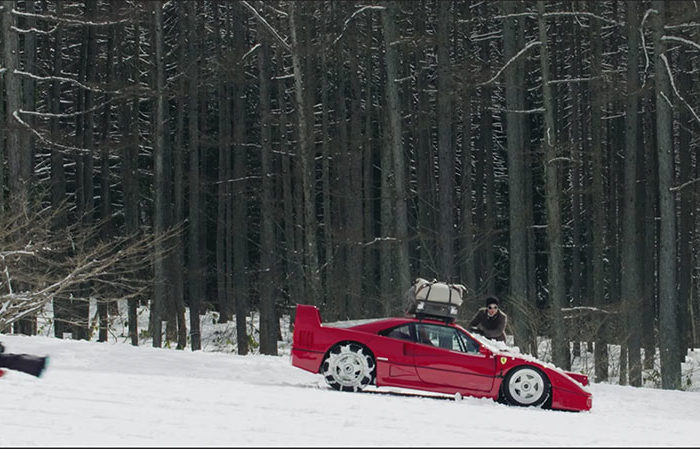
[500,357,507,365]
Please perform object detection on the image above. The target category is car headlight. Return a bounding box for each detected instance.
[450,306,458,315]
[416,301,425,311]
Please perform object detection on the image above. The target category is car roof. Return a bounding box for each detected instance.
[325,316,460,334]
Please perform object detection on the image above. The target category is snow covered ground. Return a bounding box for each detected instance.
[1,301,700,447]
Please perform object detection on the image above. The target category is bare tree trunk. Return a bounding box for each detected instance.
[456,5,476,307]
[121,15,141,346]
[289,2,321,307]
[652,0,681,390]
[215,3,233,324]
[537,0,567,369]
[49,0,69,339]
[258,15,277,355]
[151,0,167,348]
[187,2,203,351]
[277,41,303,326]
[381,0,411,310]
[436,0,455,281]
[502,0,532,352]
[173,2,188,350]
[642,87,658,371]
[622,0,643,387]
[232,3,249,355]
[589,1,608,381]
[568,3,584,360]
[413,4,436,279]
[3,0,24,215]
[346,18,364,319]
[98,8,116,343]
[676,37,693,369]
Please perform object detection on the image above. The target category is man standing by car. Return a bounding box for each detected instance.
[467,296,508,342]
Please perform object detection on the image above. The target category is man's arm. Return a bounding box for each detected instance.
[467,310,483,329]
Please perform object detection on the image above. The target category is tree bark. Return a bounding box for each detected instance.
[436,0,455,281]
[258,15,277,355]
[652,0,681,390]
[589,0,608,382]
[187,2,203,351]
[381,0,411,311]
[502,0,532,352]
[151,0,166,348]
[622,0,643,387]
[289,2,321,307]
[537,0,567,369]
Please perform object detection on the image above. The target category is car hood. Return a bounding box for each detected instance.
[469,332,590,389]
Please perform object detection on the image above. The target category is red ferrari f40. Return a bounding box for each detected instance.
[291,304,592,412]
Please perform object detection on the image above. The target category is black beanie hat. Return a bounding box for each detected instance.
[485,296,499,307]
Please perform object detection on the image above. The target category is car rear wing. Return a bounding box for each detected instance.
[294,304,322,329]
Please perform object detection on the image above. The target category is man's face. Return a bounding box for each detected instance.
[487,304,498,317]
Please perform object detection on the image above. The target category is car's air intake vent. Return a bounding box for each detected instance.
[298,330,314,346]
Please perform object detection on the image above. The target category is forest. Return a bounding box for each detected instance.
[0,0,698,391]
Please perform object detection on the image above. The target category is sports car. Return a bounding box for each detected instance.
[291,304,592,412]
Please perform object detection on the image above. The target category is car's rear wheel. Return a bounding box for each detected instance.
[502,366,550,407]
[321,342,375,392]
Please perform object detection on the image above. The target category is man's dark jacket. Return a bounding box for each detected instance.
[467,308,507,342]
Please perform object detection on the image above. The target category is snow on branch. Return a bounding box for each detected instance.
[665,22,700,30]
[670,178,700,192]
[11,24,58,35]
[494,11,619,26]
[660,53,700,125]
[561,306,618,314]
[332,5,385,46]
[13,111,94,154]
[639,8,656,90]
[662,35,700,52]
[360,236,398,247]
[240,1,291,51]
[0,206,177,330]
[12,8,130,26]
[549,76,602,85]
[501,107,545,114]
[477,40,540,87]
[14,69,137,95]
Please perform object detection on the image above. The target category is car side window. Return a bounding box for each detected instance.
[415,323,480,353]
[381,324,413,342]
[456,331,480,354]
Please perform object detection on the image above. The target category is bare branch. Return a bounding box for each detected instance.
[332,5,386,46]
[640,8,657,90]
[477,40,541,86]
[12,8,131,26]
[494,11,619,26]
[0,205,179,330]
[660,53,700,125]
[662,35,700,52]
[240,1,291,51]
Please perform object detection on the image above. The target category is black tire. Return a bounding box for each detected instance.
[321,342,376,392]
[502,366,550,407]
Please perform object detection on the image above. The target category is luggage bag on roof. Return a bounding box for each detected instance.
[406,278,467,322]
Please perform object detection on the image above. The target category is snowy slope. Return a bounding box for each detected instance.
[2,331,699,447]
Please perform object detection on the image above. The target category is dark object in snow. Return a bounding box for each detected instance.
[0,343,49,378]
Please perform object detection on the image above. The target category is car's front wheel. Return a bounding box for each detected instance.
[321,342,375,392]
[502,366,550,407]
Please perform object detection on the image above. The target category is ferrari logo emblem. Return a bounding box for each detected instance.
[500,357,507,365]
